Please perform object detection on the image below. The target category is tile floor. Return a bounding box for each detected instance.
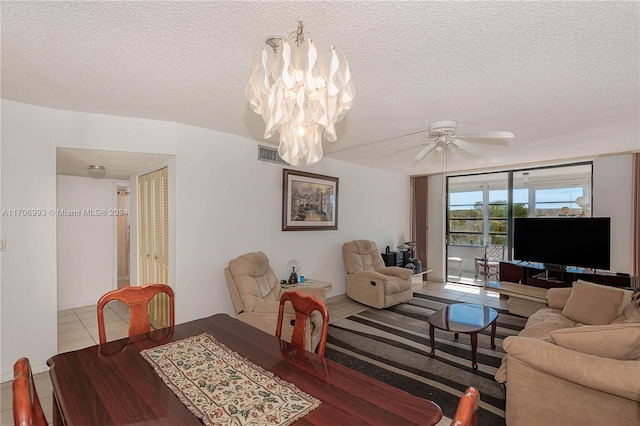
[1,301,130,426]
[0,281,507,426]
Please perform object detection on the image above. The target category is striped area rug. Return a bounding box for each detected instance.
[325,293,527,426]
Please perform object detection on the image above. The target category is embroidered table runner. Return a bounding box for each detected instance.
[141,333,320,426]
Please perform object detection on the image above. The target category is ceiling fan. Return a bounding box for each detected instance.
[392,120,514,162]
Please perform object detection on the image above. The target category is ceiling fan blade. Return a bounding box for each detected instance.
[453,139,484,156]
[380,139,435,158]
[457,131,514,140]
[412,142,437,161]
[389,137,437,151]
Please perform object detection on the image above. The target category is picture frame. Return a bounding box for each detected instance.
[282,169,339,231]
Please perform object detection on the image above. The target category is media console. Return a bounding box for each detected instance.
[499,260,635,289]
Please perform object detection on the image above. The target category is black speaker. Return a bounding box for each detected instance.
[402,250,410,267]
[381,252,396,267]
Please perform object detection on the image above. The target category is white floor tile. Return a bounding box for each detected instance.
[0,408,14,426]
[73,305,96,314]
[57,336,96,353]
[58,328,93,345]
[57,312,79,325]
[57,321,85,334]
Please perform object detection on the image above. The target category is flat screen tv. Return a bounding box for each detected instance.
[513,217,610,270]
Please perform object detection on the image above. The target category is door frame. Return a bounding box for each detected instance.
[112,180,131,290]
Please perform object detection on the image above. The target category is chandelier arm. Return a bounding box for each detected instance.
[294,20,304,46]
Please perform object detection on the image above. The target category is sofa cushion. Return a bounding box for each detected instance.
[624,288,640,323]
[519,320,575,342]
[562,280,624,325]
[619,288,634,315]
[546,287,572,309]
[550,323,640,360]
[525,308,575,328]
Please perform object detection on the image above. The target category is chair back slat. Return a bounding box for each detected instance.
[276,290,329,357]
[97,283,175,344]
[485,245,505,261]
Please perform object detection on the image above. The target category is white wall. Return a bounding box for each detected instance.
[427,174,446,281]
[0,100,411,380]
[427,155,634,281]
[56,175,118,309]
[173,125,410,322]
[1,101,58,381]
[593,155,633,274]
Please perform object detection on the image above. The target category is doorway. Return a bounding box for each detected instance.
[117,187,130,288]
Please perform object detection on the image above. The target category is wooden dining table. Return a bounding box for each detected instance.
[47,313,442,425]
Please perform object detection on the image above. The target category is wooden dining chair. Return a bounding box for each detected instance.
[13,357,48,426]
[450,387,480,426]
[97,283,175,344]
[276,290,329,357]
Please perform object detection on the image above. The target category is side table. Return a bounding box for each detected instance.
[281,279,332,299]
[411,268,434,284]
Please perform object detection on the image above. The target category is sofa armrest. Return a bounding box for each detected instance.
[503,336,640,402]
[377,266,412,280]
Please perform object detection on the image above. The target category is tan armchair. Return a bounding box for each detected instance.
[342,240,413,309]
[224,251,325,352]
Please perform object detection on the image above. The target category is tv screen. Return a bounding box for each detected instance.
[513,217,610,270]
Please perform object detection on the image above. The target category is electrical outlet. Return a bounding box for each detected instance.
[0,237,5,252]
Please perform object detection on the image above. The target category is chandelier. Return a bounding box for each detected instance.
[246,20,355,166]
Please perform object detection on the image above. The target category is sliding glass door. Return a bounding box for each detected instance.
[447,172,509,284]
[446,163,592,285]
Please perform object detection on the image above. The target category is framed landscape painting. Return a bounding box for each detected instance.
[282,169,339,231]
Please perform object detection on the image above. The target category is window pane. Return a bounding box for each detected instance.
[448,164,591,251]
[449,189,484,246]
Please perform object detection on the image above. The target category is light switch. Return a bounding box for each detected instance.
[0,237,5,252]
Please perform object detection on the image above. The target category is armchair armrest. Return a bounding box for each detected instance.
[351,270,390,281]
[503,336,640,402]
[250,299,281,313]
[377,266,412,280]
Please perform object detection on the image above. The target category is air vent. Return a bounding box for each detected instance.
[258,145,287,165]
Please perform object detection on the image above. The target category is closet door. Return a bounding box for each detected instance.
[138,167,170,328]
[138,173,153,286]
[152,167,169,284]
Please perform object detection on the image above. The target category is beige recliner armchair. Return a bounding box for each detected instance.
[342,240,413,309]
[224,251,325,352]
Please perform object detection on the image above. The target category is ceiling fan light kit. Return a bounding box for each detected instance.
[246,20,355,166]
[410,120,514,162]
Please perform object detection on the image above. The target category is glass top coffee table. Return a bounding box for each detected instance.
[427,303,498,369]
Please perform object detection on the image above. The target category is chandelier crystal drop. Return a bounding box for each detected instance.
[246,20,355,166]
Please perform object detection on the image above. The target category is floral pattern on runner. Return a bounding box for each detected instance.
[141,333,320,426]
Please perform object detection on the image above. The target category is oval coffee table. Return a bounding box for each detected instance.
[427,303,498,369]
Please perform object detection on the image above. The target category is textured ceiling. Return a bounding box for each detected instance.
[2,1,639,175]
